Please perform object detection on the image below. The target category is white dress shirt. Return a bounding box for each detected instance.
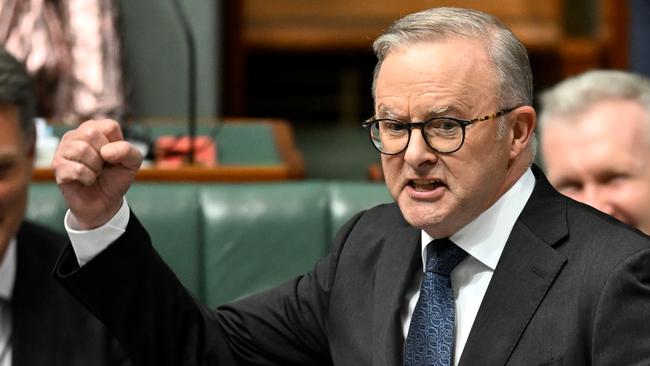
[0,238,17,366]
[68,169,536,366]
[66,198,130,266]
[401,168,535,365]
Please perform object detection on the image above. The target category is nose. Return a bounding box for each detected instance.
[403,128,438,167]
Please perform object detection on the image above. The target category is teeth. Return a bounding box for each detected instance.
[411,180,442,191]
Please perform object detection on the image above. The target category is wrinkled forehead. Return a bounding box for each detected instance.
[375,36,498,81]
[373,39,500,118]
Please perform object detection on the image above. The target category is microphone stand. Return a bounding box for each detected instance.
[170,0,197,165]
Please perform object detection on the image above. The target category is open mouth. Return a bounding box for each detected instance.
[408,179,446,192]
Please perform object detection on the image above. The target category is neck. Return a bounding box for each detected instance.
[496,149,533,199]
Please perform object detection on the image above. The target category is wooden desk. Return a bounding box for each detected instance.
[33,118,304,182]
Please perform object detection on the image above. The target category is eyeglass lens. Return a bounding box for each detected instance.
[369,119,463,154]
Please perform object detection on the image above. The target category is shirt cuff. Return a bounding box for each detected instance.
[65,198,130,266]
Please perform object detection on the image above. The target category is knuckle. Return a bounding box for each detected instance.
[82,127,99,141]
[75,140,92,156]
[74,163,86,177]
[75,165,95,186]
[51,157,62,171]
[100,119,118,131]
[60,129,76,141]
[54,165,74,184]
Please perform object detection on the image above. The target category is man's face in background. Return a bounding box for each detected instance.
[0,103,34,259]
[542,99,650,234]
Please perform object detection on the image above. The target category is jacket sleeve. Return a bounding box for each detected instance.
[54,210,364,365]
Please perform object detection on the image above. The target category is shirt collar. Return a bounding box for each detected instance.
[0,238,17,301]
[421,167,536,271]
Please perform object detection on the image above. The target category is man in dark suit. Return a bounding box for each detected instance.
[51,7,650,366]
[0,45,129,365]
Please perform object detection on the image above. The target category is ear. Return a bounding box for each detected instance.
[508,105,536,159]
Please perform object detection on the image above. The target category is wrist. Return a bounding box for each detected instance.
[68,199,125,230]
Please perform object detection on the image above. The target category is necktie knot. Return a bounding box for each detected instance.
[426,238,467,276]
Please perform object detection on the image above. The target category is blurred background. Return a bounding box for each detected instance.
[2,0,649,180]
[7,0,650,306]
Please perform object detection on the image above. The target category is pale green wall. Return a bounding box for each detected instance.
[117,0,221,118]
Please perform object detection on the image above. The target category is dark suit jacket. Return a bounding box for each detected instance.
[54,167,650,365]
[12,222,129,366]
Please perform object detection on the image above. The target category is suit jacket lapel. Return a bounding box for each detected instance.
[372,225,421,366]
[459,166,569,366]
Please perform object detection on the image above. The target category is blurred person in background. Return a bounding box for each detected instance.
[0,0,125,124]
[539,70,650,234]
[0,45,129,366]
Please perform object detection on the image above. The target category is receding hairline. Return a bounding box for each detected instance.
[371,18,502,97]
[372,7,506,58]
[372,36,503,108]
[370,7,533,108]
[538,70,650,132]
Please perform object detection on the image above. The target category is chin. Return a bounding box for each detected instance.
[398,198,447,230]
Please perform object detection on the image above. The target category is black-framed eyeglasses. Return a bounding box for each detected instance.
[361,106,519,155]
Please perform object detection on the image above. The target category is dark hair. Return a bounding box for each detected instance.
[0,44,36,143]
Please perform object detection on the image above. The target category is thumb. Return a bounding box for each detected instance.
[100,141,144,171]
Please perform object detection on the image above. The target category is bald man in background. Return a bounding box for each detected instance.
[539,70,650,234]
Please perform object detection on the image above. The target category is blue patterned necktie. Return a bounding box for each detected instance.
[404,238,468,366]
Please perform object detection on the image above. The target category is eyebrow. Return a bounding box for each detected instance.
[376,106,402,119]
[0,151,17,163]
[425,105,451,116]
[552,177,581,190]
[376,105,454,120]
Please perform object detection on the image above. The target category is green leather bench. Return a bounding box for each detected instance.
[27,181,392,307]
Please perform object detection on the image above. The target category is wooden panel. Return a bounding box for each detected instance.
[225,1,624,121]
[243,0,563,50]
[598,0,629,69]
[34,165,298,182]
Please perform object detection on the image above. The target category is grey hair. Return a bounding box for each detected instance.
[0,44,36,145]
[538,70,650,132]
[371,7,533,110]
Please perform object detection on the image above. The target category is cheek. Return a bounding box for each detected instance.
[451,153,503,190]
[612,181,650,211]
[380,156,403,199]
[0,176,30,217]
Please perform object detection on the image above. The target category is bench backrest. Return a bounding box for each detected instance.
[27,181,392,306]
